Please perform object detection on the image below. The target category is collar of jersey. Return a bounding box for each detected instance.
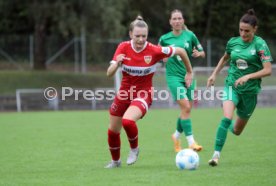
[131,40,148,53]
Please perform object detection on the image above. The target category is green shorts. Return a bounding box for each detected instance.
[223,86,257,119]
[167,79,196,101]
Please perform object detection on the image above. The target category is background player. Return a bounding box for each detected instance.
[159,9,205,152]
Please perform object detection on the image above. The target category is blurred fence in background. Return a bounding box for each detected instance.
[0,65,275,112]
[1,34,275,71]
[0,35,275,112]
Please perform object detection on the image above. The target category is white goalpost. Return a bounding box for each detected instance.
[16,89,46,112]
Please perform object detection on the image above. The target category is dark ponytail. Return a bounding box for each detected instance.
[240,9,258,27]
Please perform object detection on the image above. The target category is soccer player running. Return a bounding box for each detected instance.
[105,16,193,168]
[207,9,272,166]
[158,9,205,153]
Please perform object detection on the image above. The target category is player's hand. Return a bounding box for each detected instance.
[116,54,125,65]
[162,57,168,63]
[235,75,250,87]
[185,72,193,88]
[192,48,201,58]
[207,75,216,87]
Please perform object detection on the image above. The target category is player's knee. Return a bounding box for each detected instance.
[233,129,242,136]
[108,124,121,133]
[181,105,191,114]
[122,118,135,128]
[109,118,123,132]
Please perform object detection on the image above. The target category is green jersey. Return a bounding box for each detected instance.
[225,35,273,94]
[159,30,203,82]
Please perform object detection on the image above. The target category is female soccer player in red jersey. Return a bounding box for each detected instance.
[105,16,193,168]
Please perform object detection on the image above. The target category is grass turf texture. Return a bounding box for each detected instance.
[0,108,275,186]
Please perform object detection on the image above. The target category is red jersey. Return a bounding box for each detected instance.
[112,40,175,91]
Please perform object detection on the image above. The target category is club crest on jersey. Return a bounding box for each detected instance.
[111,103,118,112]
[144,56,152,64]
[250,49,256,55]
[184,42,189,48]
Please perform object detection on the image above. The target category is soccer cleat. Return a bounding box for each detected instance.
[127,148,139,165]
[208,154,219,167]
[208,158,219,167]
[189,142,203,152]
[104,160,121,168]
[171,134,182,152]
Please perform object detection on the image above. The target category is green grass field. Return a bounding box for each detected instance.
[0,108,276,186]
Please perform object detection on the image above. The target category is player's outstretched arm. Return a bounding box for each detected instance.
[207,53,229,87]
[106,62,120,77]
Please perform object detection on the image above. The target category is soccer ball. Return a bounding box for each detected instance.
[175,149,199,170]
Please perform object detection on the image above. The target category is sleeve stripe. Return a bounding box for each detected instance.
[110,60,117,65]
[170,47,176,57]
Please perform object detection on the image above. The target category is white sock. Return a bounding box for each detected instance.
[131,147,139,152]
[213,151,220,158]
[186,135,195,146]
[173,130,181,139]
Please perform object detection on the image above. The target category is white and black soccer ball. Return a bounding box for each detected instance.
[175,149,199,170]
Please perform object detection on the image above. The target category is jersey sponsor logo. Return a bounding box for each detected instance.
[236,59,248,70]
[143,68,151,74]
[144,56,152,64]
[161,47,171,55]
[123,66,143,75]
[122,64,157,76]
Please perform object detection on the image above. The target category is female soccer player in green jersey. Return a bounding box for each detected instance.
[207,9,272,166]
[159,9,205,152]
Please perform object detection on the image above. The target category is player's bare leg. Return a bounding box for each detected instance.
[230,117,249,135]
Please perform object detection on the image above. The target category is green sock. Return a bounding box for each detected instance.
[228,120,235,134]
[214,117,232,151]
[176,118,183,133]
[180,119,192,136]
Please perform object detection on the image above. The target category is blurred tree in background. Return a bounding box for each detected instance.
[0,0,275,70]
